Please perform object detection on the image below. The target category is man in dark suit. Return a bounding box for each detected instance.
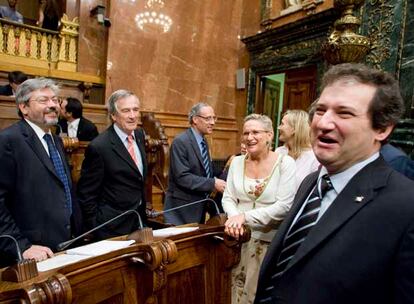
[58,97,99,141]
[163,103,226,225]
[0,78,80,266]
[381,143,414,180]
[0,70,27,96]
[255,63,414,304]
[77,90,147,240]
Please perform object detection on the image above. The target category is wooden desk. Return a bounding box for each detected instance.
[0,225,243,304]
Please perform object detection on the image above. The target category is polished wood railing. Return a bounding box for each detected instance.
[0,223,246,304]
[0,14,79,72]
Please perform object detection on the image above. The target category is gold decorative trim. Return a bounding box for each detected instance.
[365,0,394,69]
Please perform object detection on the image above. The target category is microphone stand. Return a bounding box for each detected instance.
[57,209,151,251]
[149,198,227,226]
[0,235,38,282]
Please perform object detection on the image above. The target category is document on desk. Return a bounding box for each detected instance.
[153,227,199,238]
[65,240,136,256]
[37,240,135,272]
[37,254,89,272]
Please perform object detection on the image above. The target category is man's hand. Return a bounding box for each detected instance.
[23,245,54,262]
[214,178,226,193]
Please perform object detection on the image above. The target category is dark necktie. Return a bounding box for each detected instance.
[257,175,332,303]
[44,134,72,214]
[201,139,211,178]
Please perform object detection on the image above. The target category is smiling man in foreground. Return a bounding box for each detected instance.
[0,78,81,266]
[77,90,147,240]
[255,63,414,304]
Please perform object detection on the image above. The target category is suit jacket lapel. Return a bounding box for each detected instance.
[187,129,206,171]
[19,120,62,182]
[285,158,388,273]
[109,125,141,175]
[260,172,318,278]
[76,117,84,138]
[134,128,147,177]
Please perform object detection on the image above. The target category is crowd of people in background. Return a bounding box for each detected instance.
[0,63,414,303]
[0,0,62,31]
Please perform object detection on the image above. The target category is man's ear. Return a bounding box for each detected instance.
[375,124,394,142]
[18,103,28,116]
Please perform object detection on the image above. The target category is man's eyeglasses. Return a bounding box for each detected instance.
[30,96,60,105]
[242,130,268,138]
[196,115,217,123]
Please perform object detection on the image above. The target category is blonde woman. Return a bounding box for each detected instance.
[277,109,319,189]
[222,114,296,304]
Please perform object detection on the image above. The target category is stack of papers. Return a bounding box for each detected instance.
[37,240,135,272]
[66,240,135,256]
[153,227,199,238]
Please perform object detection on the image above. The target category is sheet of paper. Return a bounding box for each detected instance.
[65,240,135,256]
[153,227,199,238]
[37,254,89,272]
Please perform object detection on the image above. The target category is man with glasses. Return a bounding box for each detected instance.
[164,102,226,225]
[0,78,81,266]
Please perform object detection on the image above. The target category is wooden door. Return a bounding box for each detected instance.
[283,66,317,112]
[257,77,281,121]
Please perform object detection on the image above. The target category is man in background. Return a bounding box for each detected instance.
[164,102,226,225]
[58,97,99,141]
[0,71,27,96]
[255,63,414,304]
[0,78,80,266]
[77,90,147,240]
[380,142,414,180]
[0,0,23,23]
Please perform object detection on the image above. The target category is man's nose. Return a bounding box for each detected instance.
[316,111,335,130]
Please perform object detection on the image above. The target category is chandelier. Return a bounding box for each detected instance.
[135,0,173,33]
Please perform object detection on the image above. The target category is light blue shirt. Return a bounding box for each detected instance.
[290,152,380,228]
[0,6,23,23]
[191,127,206,157]
[113,124,143,175]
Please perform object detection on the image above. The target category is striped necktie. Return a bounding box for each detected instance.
[257,174,332,303]
[127,134,139,166]
[43,134,72,214]
[201,139,211,178]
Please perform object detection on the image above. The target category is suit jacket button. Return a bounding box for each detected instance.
[65,224,71,230]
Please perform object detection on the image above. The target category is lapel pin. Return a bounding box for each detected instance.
[355,196,364,203]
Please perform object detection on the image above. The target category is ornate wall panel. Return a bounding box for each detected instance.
[361,0,414,155]
[242,9,339,113]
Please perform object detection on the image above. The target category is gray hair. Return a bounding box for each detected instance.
[107,89,139,115]
[188,102,211,124]
[15,78,59,106]
[244,113,274,133]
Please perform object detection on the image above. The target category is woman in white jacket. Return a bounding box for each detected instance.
[222,114,296,304]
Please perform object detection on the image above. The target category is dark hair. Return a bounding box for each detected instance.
[8,71,28,85]
[321,63,404,130]
[43,0,61,18]
[65,97,83,119]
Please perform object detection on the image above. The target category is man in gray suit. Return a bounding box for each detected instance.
[164,103,226,225]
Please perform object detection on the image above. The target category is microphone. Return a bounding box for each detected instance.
[57,209,144,251]
[0,235,39,282]
[149,198,221,217]
[0,234,23,262]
